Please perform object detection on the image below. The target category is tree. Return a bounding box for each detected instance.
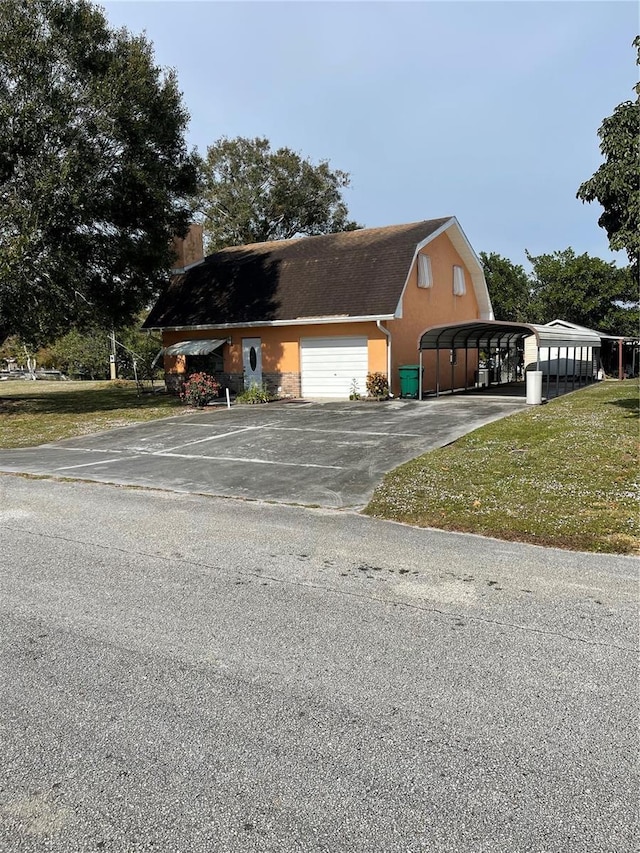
[526,248,638,336]
[45,328,110,379]
[115,324,163,380]
[0,335,25,366]
[198,136,361,251]
[0,0,200,346]
[479,252,532,322]
[34,320,162,380]
[577,37,640,273]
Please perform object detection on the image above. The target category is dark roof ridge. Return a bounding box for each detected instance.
[144,216,460,329]
[207,217,454,259]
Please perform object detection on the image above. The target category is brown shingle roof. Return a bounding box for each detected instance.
[144,218,452,328]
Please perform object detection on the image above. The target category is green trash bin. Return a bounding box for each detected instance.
[398,365,421,399]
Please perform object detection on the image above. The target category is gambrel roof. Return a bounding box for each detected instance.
[144,217,492,330]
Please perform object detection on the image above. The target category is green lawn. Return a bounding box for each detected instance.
[365,380,639,555]
[0,380,183,448]
[2,377,638,555]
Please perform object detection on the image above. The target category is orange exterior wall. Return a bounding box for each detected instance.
[387,232,480,392]
[225,322,386,375]
[162,322,387,377]
[161,231,483,395]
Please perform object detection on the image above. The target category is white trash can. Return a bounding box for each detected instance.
[476,368,490,388]
[526,370,543,405]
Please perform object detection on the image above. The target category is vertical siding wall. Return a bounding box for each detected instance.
[524,336,596,377]
[388,232,481,393]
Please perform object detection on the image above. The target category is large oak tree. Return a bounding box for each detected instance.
[198,136,361,251]
[0,0,200,345]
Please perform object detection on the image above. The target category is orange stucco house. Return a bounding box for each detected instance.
[143,218,494,397]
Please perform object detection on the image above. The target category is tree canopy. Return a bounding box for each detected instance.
[198,136,361,251]
[480,247,636,336]
[577,37,640,273]
[479,252,532,322]
[526,248,637,336]
[0,0,200,345]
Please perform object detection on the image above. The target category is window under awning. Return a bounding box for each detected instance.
[163,338,228,357]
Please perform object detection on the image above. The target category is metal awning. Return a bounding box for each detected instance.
[418,321,601,351]
[163,338,227,357]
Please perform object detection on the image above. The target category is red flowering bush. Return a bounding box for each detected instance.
[180,372,221,407]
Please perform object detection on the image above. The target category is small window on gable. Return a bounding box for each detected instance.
[453,265,466,296]
[417,254,433,288]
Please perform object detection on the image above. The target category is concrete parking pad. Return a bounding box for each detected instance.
[0,396,528,508]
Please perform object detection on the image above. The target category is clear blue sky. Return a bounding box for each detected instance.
[103,1,637,269]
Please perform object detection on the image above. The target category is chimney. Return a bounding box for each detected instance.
[171,224,204,271]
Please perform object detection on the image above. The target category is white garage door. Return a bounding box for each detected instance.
[300,336,369,398]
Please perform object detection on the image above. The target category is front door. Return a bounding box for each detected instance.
[242,338,262,389]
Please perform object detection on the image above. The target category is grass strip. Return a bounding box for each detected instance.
[365,379,639,555]
[0,380,183,448]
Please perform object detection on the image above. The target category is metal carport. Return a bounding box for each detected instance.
[417,321,602,399]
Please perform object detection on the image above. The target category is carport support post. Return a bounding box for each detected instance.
[419,350,423,400]
[464,347,469,392]
[564,347,569,395]
[545,365,550,400]
[578,347,582,386]
[588,347,592,383]
[450,350,455,395]
[618,338,624,379]
[435,348,440,397]
[585,347,589,384]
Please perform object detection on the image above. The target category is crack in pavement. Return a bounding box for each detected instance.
[2,524,635,655]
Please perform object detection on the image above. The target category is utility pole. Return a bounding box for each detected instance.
[109,330,117,380]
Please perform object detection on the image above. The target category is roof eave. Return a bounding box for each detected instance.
[143,314,395,332]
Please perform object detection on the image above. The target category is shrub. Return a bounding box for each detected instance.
[236,382,273,404]
[47,328,110,379]
[366,372,389,398]
[180,372,221,407]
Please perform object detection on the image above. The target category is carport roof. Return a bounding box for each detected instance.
[418,321,602,350]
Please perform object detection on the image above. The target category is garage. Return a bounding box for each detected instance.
[300,336,368,398]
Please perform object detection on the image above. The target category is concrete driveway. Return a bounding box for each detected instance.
[0,395,527,508]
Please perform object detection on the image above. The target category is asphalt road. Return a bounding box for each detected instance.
[1,476,638,852]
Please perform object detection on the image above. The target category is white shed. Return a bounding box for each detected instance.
[523,321,601,378]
